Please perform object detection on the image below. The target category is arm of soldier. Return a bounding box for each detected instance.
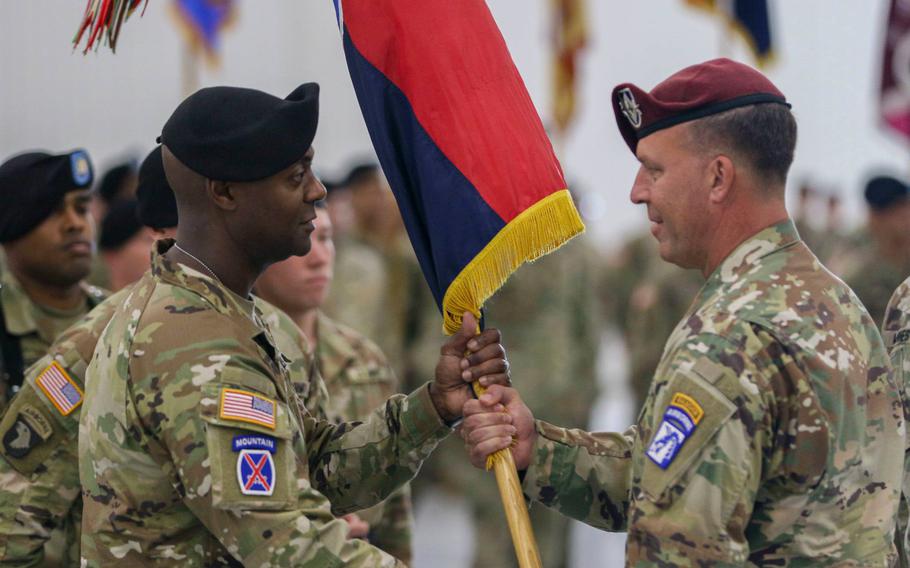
[463,385,635,531]
[0,354,83,566]
[136,356,405,567]
[360,350,414,563]
[302,385,450,515]
[304,314,508,513]
[887,335,910,559]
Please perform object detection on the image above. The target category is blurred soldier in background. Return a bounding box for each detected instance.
[85,159,138,289]
[256,203,415,564]
[98,199,156,291]
[324,162,434,384]
[845,175,910,325]
[0,149,106,410]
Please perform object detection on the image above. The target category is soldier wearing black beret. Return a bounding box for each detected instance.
[0,149,107,408]
[80,83,510,567]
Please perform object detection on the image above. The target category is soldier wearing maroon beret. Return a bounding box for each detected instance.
[462,58,904,565]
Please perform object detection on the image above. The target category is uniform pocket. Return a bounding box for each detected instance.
[639,368,737,503]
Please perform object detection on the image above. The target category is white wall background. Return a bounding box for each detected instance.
[1,0,908,247]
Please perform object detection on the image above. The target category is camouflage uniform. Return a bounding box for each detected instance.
[0,280,328,567]
[0,266,106,409]
[521,221,904,565]
[316,312,413,563]
[883,276,910,567]
[624,253,704,413]
[79,240,450,566]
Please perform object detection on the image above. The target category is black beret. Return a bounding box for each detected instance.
[613,58,790,154]
[0,149,94,243]
[160,83,320,182]
[97,161,137,204]
[864,175,909,211]
[136,146,178,230]
[99,199,142,251]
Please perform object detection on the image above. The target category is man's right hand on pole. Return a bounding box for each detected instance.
[461,385,537,470]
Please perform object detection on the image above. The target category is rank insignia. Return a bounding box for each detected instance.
[646,392,704,470]
[617,87,643,129]
[219,388,276,430]
[236,449,275,496]
[36,362,83,416]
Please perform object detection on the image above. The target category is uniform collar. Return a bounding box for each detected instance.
[315,311,358,383]
[700,219,801,297]
[0,266,104,336]
[151,239,259,325]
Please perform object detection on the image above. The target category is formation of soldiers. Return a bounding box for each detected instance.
[0,56,909,567]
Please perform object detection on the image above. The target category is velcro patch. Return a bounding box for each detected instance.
[646,392,703,470]
[3,415,42,459]
[232,434,277,453]
[237,449,275,496]
[35,362,83,416]
[219,388,276,430]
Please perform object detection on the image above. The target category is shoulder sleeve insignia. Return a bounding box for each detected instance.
[2,405,52,459]
[646,392,704,470]
[236,449,276,496]
[35,362,83,416]
[219,388,276,430]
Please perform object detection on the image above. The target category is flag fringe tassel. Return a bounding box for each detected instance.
[441,189,585,335]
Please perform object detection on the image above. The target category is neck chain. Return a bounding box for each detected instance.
[173,243,220,282]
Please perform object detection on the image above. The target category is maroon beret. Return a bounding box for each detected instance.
[612,58,790,154]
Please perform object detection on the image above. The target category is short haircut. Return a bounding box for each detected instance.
[688,103,797,188]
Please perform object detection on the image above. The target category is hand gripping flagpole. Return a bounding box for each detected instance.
[470,336,542,568]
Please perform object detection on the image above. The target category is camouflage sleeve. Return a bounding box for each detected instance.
[0,355,82,567]
[368,485,414,564]
[304,382,451,515]
[521,421,635,531]
[882,279,910,565]
[625,329,820,565]
[125,354,418,567]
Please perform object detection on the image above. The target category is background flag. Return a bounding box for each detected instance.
[881,0,910,142]
[336,0,585,336]
[551,0,588,135]
[171,0,236,64]
[686,0,775,66]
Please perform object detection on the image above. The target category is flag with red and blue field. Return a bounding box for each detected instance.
[335,0,585,334]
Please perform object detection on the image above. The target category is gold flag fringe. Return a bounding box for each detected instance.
[441,189,585,335]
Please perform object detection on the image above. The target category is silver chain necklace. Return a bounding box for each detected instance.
[173,243,220,282]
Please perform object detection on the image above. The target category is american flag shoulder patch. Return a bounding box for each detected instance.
[35,361,83,416]
[219,388,276,430]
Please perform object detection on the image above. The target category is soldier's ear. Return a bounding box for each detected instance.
[707,155,735,204]
[208,179,238,212]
